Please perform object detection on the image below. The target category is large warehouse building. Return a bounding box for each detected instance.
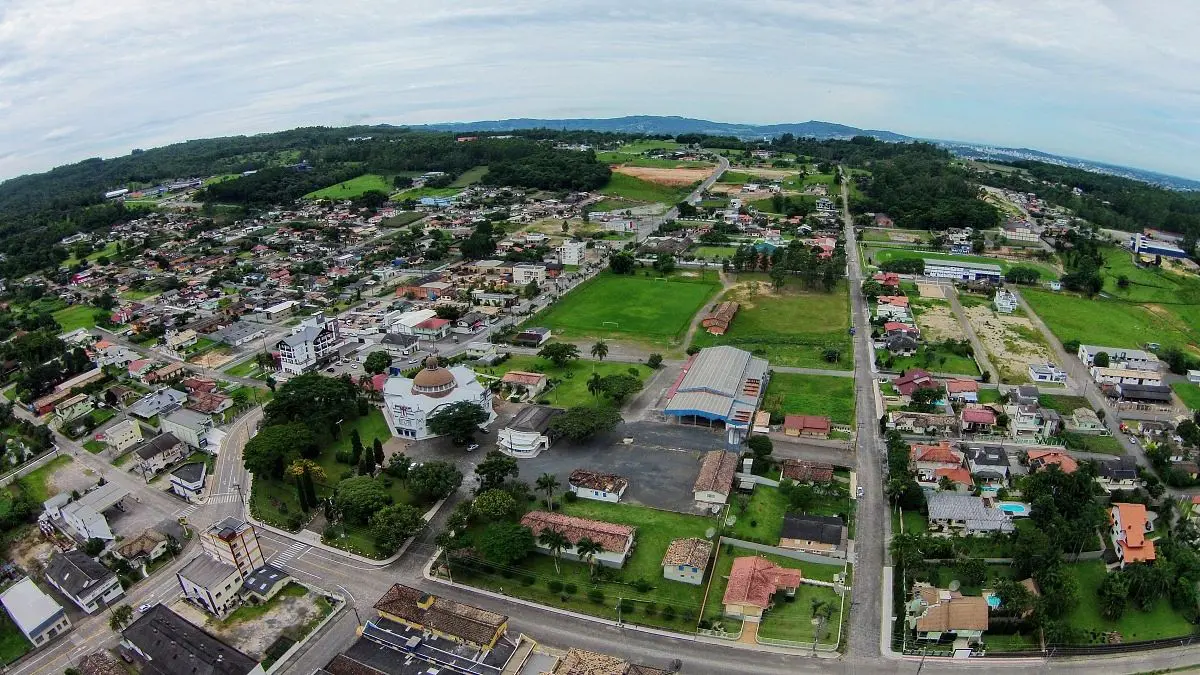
[663,346,768,444]
[922,259,1003,283]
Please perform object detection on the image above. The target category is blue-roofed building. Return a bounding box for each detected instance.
[1130,234,1190,259]
[418,197,453,208]
[663,346,769,445]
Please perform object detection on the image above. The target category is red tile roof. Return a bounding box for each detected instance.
[722,557,802,610]
[1112,503,1156,564]
[961,407,997,425]
[781,459,835,483]
[501,371,547,387]
[519,511,634,553]
[935,467,974,487]
[783,415,831,434]
[946,379,979,394]
[879,295,909,307]
[1027,450,1078,474]
[910,441,961,465]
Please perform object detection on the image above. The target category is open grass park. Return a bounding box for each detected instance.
[304,173,394,200]
[451,165,489,187]
[528,271,719,347]
[599,173,692,204]
[475,355,653,409]
[690,277,852,370]
[761,373,856,425]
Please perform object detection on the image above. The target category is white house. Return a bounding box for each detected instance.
[693,451,738,506]
[0,577,71,648]
[43,550,124,614]
[512,263,547,286]
[661,538,712,586]
[170,462,207,502]
[176,556,243,617]
[1077,344,1160,371]
[497,405,562,458]
[1187,370,1200,384]
[382,356,496,440]
[160,408,212,449]
[519,511,634,568]
[1028,363,1067,383]
[557,240,586,266]
[993,289,1018,313]
[568,470,629,503]
[103,418,142,453]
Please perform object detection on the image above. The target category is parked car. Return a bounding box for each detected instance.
[325,367,335,373]
[856,486,864,498]
[466,444,479,452]
[138,603,153,613]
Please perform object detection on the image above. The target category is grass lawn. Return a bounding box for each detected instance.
[0,613,30,665]
[21,455,70,503]
[1038,394,1091,415]
[52,304,99,332]
[218,582,307,625]
[885,345,979,376]
[610,140,681,154]
[761,373,856,425]
[381,211,425,228]
[90,408,115,426]
[689,278,852,370]
[83,439,106,454]
[693,246,737,260]
[588,197,641,213]
[1067,560,1196,642]
[451,166,489,187]
[527,271,719,347]
[120,288,159,301]
[1060,432,1124,456]
[890,508,928,535]
[1099,247,1200,305]
[861,228,931,244]
[1023,288,1199,354]
[865,247,1057,280]
[317,409,394,481]
[1171,381,1200,411]
[600,173,692,204]
[225,359,265,378]
[727,487,790,542]
[304,174,393,200]
[395,186,462,200]
[977,388,1003,405]
[476,355,652,409]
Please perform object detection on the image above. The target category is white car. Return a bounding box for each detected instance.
[466,443,480,452]
[138,603,153,613]
[856,486,864,498]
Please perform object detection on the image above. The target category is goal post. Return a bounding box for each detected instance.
[601,321,620,329]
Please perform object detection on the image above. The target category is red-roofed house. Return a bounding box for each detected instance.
[934,467,974,491]
[1110,503,1155,568]
[722,557,802,620]
[894,369,938,398]
[945,379,979,403]
[412,317,451,340]
[877,296,911,320]
[960,405,998,433]
[883,322,919,336]
[500,371,548,398]
[1027,449,1078,474]
[519,511,635,568]
[873,272,900,288]
[127,359,156,381]
[910,441,963,480]
[783,415,832,438]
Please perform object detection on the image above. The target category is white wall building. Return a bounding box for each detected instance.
[1077,344,1160,371]
[277,314,342,375]
[497,405,562,458]
[43,550,124,614]
[557,240,587,266]
[382,356,496,440]
[922,259,1003,283]
[0,578,70,648]
[104,418,143,453]
[512,263,547,286]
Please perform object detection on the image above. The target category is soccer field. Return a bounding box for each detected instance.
[531,272,719,345]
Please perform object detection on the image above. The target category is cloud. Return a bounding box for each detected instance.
[0,0,1197,179]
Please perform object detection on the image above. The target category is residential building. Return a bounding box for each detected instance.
[1027,449,1079,474]
[133,433,187,477]
[993,288,1018,313]
[0,577,71,648]
[693,450,739,505]
[925,493,1014,535]
[779,514,844,555]
[277,314,342,375]
[102,418,142,453]
[54,393,93,424]
[964,446,1009,486]
[934,467,974,491]
[170,462,207,501]
[127,387,186,419]
[122,605,263,675]
[567,470,628,503]
[1097,456,1140,492]
[371,583,508,651]
[512,263,547,285]
[412,317,451,340]
[960,405,998,433]
[780,459,834,484]
[945,379,979,403]
[1028,363,1067,383]
[201,517,265,576]
[176,555,242,616]
[382,356,496,440]
[241,565,291,604]
[499,370,548,398]
[519,511,635,568]
[512,327,552,347]
[663,346,769,444]
[115,529,170,566]
[1065,407,1105,434]
[43,550,124,614]
[661,537,712,586]
[1090,366,1163,387]
[1004,404,1059,439]
[887,411,959,435]
[160,408,213,449]
[783,414,832,438]
[906,585,989,644]
[909,441,964,480]
[496,405,563,457]
[1077,344,1160,371]
[379,332,419,357]
[557,240,586,265]
[922,259,1003,283]
[259,299,299,321]
[721,556,802,620]
[893,369,938,398]
[875,295,910,321]
[886,333,919,356]
[210,322,267,347]
[1110,502,1156,568]
[164,329,198,352]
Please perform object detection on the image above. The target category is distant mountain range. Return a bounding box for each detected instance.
[405,115,1200,191]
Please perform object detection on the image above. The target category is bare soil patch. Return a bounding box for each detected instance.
[191,349,234,368]
[963,304,1054,383]
[612,165,713,186]
[916,283,944,299]
[205,589,326,659]
[915,302,963,342]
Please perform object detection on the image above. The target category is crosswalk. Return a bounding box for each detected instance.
[206,492,241,504]
[174,504,197,520]
[271,542,309,567]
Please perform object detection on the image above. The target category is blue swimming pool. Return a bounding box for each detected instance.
[986,595,1002,609]
[997,502,1030,516]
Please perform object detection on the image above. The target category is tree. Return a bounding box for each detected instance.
[609,252,636,275]
[652,253,676,275]
[473,489,517,521]
[350,429,364,465]
[408,461,463,500]
[243,423,312,479]
[475,450,519,492]
[373,437,385,465]
[647,353,663,369]
[535,473,561,511]
[548,404,622,442]
[937,475,955,492]
[264,372,361,441]
[539,528,570,574]
[385,452,412,479]
[586,372,603,398]
[1004,266,1041,285]
[781,480,816,512]
[286,459,326,511]
[1116,274,1130,289]
[523,279,540,299]
[370,503,425,554]
[908,386,945,413]
[590,340,609,363]
[956,557,987,585]
[364,351,392,374]
[747,435,773,460]
[575,536,604,579]
[477,522,535,566]
[993,578,1033,618]
[109,604,134,632]
[860,279,885,301]
[538,343,580,367]
[1093,351,1110,368]
[599,373,641,403]
[1098,571,1130,619]
[822,348,841,364]
[427,401,489,445]
[334,476,391,525]
[358,447,377,475]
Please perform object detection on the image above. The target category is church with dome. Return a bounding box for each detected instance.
[381,355,496,439]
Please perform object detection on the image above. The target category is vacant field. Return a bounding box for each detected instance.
[381,211,425,228]
[305,174,392,200]
[861,228,930,244]
[911,299,963,342]
[1068,560,1195,642]
[451,165,489,187]
[395,186,462,200]
[1100,247,1200,304]
[609,166,705,190]
[600,173,692,204]
[1171,382,1200,411]
[963,304,1054,384]
[476,355,651,408]
[588,197,642,213]
[609,140,682,154]
[1038,394,1091,415]
[1023,288,1199,354]
[52,304,99,332]
[885,344,979,377]
[761,373,855,425]
[529,272,719,347]
[693,246,738,260]
[865,247,1058,279]
[690,278,852,370]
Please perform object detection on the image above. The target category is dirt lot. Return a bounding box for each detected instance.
[916,283,945,299]
[914,301,962,342]
[707,183,775,198]
[613,165,713,186]
[728,167,796,180]
[198,585,328,659]
[191,349,234,368]
[963,304,1055,384]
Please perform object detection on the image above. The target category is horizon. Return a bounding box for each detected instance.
[2,1,1198,181]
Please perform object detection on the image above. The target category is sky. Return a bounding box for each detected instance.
[2,0,1199,181]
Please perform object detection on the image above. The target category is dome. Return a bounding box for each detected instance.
[412,355,457,398]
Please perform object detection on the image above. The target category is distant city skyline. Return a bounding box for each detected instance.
[1,0,1197,181]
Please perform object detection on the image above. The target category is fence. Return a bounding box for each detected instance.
[0,448,61,488]
[897,634,1200,659]
[720,537,848,568]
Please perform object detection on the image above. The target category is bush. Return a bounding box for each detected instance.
[618,599,634,613]
[647,353,663,369]
[564,583,578,595]
[749,519,758,528]
[547,580,564,593]
[643,602,657,616]
[519,574,535,586]
[662,605,677,620]
[564,491,578,503]
[631,578,653,593]
[587,588,605,604]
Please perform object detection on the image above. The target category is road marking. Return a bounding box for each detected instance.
[205,492,240,504]
[269,541,309,566]
[174,504,197,519]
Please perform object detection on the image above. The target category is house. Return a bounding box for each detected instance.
[779,514,844,555]
[115,529,170,566]
[122,605,263,675]
[885,333,919,356]
[519,511,635,568]
[146,362,186,385]
[945,379,979,403]
[780,459,834,484]
[934,467,974,491]
[240,565,291,604]
[102,418,142,453]
[993,289,1018,313]
[906,585,989,644]
[873,272,900,288]
[700,301,739,336]
[133,433,187,477]
[210,322,267,347]
[55,393,94,424]
[380,332,420,357]
[186,390,233,416]
[884,321,919,337]
[1097,456,1139,492]
[964,446,1009,486]
[513,327,552,347]
[661,537,713,586]
[1188,370,1200,384]
[372,583,508,651]
[170,462,207,502]
[782,415,832,438]
[925,493,1014,534]
[176,555,243,616]
[876,295,911,320]
[1090,366,1163,387]
[127,387,186,419]
[497,405,563,458]
[1027,449,1079,474]
[893,369,937,398]
[909,441,964,480]
[1065,407,1105,434]
[1028,363,1067,384]
[959,405,998,433]
[499,371,548,398]
[412,317,451,340]
[888,411,958,435]
[126,359,156,381]
[160,408,213,449]
[721,556,802,620]
[43,550,124,614]
[1077,344,1160,371]
[453,312,487,335]
[693,450,739,505]
[567,470,629,503]
[1011,384,1040,406]
[1110,503,1156,568]
[1004,404,1059,439]
[0,577,71,648]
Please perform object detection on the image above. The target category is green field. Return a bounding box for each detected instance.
[395,186,463,201]
[1060,432,1124,456]
[528,272,719,347]
[0,613,30,665]
[884,345,979,377]
[689,277,852,370]
[1099,247,1200,304]
[864,247,1058,279]
[693,246,738,260]
[596,154,711,169]
[1171,382,1200,411]
[600,173,692,204]
[476,355,652,408]
[608,140,681,154]
[381,211,425,228]
[304,173,393,200]
[450,165,489,187]
[588,197,641,213]
[1038,394,1091,415]
[1023,288,1199,353]
[1067,560,1196,642]
[861,228,931,244]
[52,304,99,332]
[761,373,855,425]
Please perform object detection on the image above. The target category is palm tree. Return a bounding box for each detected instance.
[575,536,604,579]
[591,340,609,364]
[287,459,327,511]
[535,473,560,511]
[937,476,955,492]
[109,604,134,632]
[539,528,570,574]
[586,372,603,398]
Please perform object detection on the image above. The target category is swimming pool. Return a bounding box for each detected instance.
[986,594,1002,609]
[997,502,1030,516]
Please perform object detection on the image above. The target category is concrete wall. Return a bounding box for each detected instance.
[0,450,60,489]
[720,537,847,567]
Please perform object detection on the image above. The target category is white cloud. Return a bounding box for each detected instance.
[0,0,1197,179]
